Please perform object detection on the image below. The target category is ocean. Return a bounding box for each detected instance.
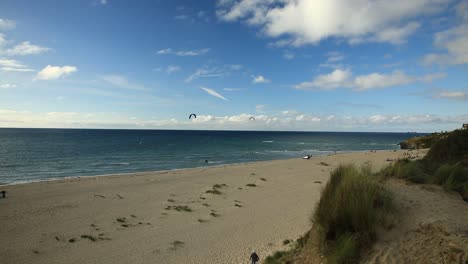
[0,128,424,184]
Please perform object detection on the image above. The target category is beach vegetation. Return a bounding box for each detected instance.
[213,183,228,189]
[169,240,184,250]
[210,212,220,217]
[313,165,393,263]
[206,189,222,194]
[165,205,192,212]
[81,235,97,242]
[264,231,311,263]
[260,177,267,181]
[246,183,257,187]
[381,129,468,201]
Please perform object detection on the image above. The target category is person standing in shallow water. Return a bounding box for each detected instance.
[250,250,259,264]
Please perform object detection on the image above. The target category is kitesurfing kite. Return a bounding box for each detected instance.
[189,113,197,120]
[249,117,255,120]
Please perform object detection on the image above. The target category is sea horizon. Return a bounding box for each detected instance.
[0,128,425,185]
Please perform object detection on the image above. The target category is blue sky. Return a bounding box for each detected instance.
[0,0,467,132]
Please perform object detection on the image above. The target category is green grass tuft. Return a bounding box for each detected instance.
[313,164,393,263]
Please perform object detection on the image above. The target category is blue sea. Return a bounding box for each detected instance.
[0,128,424,184]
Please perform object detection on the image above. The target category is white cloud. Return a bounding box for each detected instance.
[283,51,294,60]
[200,86,229,101]
[368,22,420,44]
[429,88,467,101]
[0,109,465,132]
[423,25,468,65]
[295,69,351,90]
[0,58,34,72]
[295,69,445,91]
[0,18,15,30]
[353,71,414,91]
[423,1,468,65]
[166,65,181,74]
[101,74,148,91]
[6,41,51,56]
[36,65,77,80]
[216,0,446,46]
[0,33,6,47]
[224,88,242,91]
[256,104,267,113]
[0,83,16,89]
[186,64,242,83]
[157,48,210,56]
[326,51,344,63]
[252,75,270,84]
[186,68,225,82]
[174,14,189,20]
[437,91,466,100]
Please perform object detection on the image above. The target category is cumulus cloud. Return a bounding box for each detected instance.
[295,69,351,90]
[423,1,468,65]
[36,65,77,80]
[6,41,50,56]
[252,75,270,84]
[423,25,468,65]
[295,69,445,91]
[353,71,414,91]
[216,0,446,46]
[0,58,34,72]
[200,86,229,101]
[1,109,466,131]
[157,48,210,56]
[0,18,15,30]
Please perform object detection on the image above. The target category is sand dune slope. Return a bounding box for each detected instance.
[364,180,468,264]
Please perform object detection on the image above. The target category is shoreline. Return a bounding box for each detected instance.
[0,149,387,187]
[0,149,416,264]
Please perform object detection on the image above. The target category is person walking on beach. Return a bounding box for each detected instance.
[250,250,259,264]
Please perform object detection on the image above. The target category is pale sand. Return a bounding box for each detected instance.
[364,179,468,264]
[0,150,414,264]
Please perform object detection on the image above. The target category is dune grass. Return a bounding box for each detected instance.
[313,165,393,264]
[381,129,468,201]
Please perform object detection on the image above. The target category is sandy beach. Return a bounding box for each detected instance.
[0,150,417,264]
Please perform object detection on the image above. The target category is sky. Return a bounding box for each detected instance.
[0,0,467,132]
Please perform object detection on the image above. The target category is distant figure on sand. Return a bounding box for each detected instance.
[302,154,311,159]
[250,250,259,264]
[0,190,6,199]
